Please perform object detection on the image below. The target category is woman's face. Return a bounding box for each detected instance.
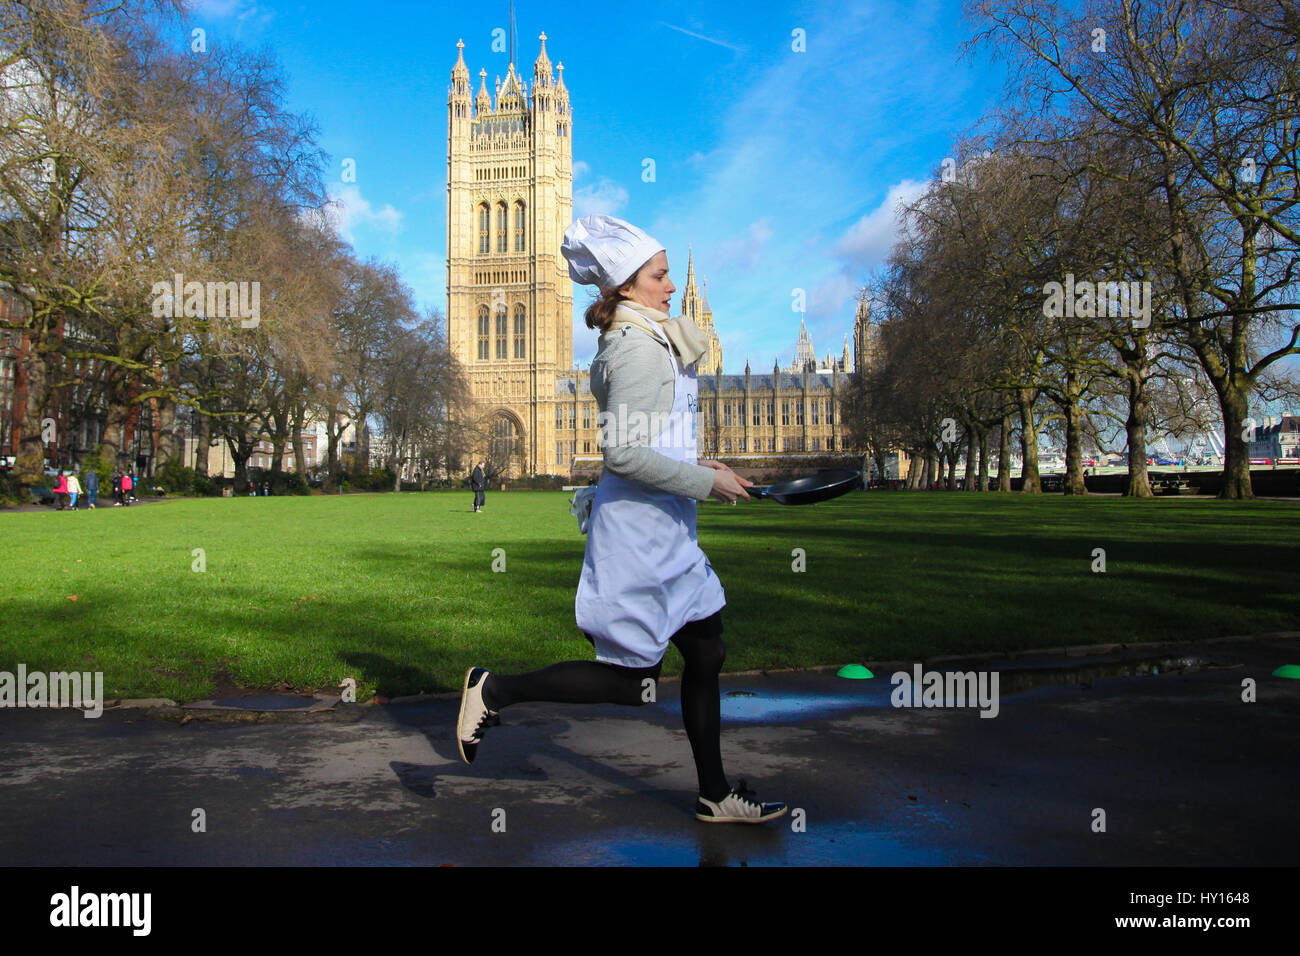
[621,251,675,314]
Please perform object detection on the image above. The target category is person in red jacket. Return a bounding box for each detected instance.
[53,472,68,510]
[121,470,134,505]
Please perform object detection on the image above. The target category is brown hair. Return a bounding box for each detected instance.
[583,261,650,331]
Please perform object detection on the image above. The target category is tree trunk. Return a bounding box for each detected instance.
[393,430,404,492]
[1219,387,1254,499]
[976,426,989,492]
[290,401,308,478]
[1123,366,1153,497]
[965,426,979,492]
[326,404,342,491]
[997,412,1012,492]
[101,401,132,470]
[15,351,50,485]
[194,411,211,476]
[873,449,889,483]
[156,397,179,466]
[1018,389,1041,494]
[229,436,252,494]
[1063,387,1087,496]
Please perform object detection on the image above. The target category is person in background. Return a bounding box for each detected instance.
[66,471,82,510]
[470,461,486,513]
[85,468,98,509]
[121,470,134,505]
[53,471,68,510]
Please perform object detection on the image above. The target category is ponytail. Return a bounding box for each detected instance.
[584,285,630,332]
[584,260,651,331]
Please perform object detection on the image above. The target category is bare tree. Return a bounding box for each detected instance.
[968,0,1300,498]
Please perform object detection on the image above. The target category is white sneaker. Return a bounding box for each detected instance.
[695,780,788,823]
[457,667,499,764]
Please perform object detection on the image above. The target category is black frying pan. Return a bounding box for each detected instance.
[746,469,862,505]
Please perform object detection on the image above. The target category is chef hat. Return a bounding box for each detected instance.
[561,214,665,290]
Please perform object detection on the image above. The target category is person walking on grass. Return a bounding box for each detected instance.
[121,470,134,505]
[470,461,486,513]
[53,471,68,510]
[457,214,786,824]
[85,468,98,509]
[66,471,82,510]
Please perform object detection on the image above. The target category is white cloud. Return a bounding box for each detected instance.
[573,177,628,218]
[806,270,862,325]
[189,0,265,19]
[711,218,774,272]
[834,178,929,266]
[323,183,403,245]
[572,159,591,179]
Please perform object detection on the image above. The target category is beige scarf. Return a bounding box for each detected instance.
[609,300,711,368]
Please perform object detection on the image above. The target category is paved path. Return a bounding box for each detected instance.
[1,636,1297,865]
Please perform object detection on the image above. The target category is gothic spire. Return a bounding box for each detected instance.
[534,31,553,85]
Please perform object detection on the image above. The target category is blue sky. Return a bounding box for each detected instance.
[186,0,1007,372]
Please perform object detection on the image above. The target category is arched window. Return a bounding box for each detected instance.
[479,204,490,255]
[513,304,526,358]
[497,203,508,253]
[491,416,519,467]
[495,308,507,358]
[514,201,526,251]
[477,306,490,360]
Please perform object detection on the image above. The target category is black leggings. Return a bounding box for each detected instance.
[482,612,730,801]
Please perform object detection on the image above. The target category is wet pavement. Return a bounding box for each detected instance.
[0,634,1297,866]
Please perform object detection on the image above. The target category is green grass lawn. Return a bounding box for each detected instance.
[2,490,1297,701]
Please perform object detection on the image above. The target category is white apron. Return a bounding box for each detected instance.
[575,312,726,667]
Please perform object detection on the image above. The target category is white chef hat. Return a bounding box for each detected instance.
[561,214,665,290]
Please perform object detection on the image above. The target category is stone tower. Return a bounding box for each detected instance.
[679,246,722,375]
[794,317,814,372]
[446,33,572,476]
[852,291,874,373]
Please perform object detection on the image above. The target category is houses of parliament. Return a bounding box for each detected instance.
[445,33,873,476]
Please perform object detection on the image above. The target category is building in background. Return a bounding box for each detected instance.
[443,34,869,479]
[444,34,574,478]
[1248,415,1300,460]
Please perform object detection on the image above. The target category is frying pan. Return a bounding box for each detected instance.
[745,469,862,505]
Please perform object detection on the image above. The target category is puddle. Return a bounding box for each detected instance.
[531,821,985,866]
[663,690,889,723]
[203,694,324,711]
[995,655,1227,696]
[660,654,1230,722]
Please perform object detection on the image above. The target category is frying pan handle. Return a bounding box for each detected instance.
[747,486,769,498]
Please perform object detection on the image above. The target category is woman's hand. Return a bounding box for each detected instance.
[704,462,753,503]
[699,459,739,476]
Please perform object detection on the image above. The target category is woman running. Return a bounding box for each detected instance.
[457,214,787,824]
